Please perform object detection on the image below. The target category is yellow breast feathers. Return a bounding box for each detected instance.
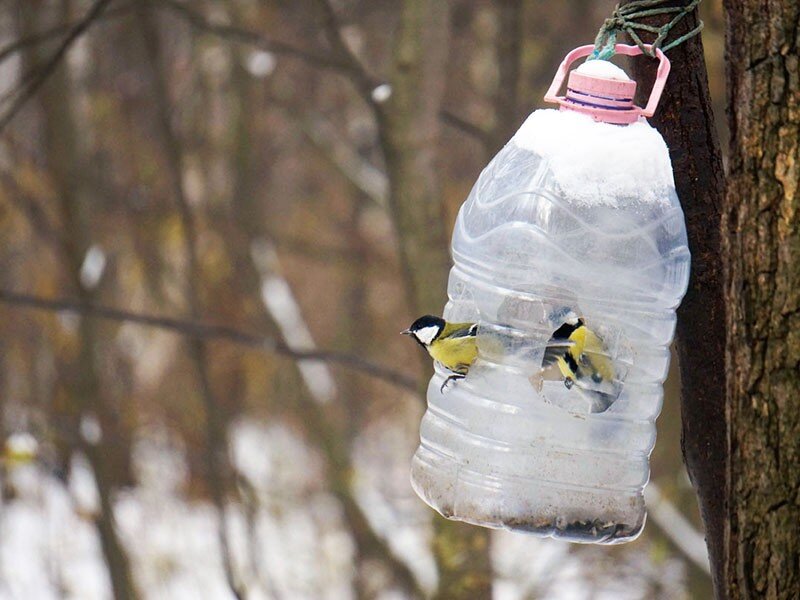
[428,322,478,374]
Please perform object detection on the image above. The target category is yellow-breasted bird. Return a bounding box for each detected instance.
[402,315,478,392]
[542,314,618,411]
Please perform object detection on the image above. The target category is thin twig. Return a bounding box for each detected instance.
[158,0,485,141]
[440,108,489,145]
[158,0,350,72]
[312,0,486,143]
[271,100,389,206]
[0,3,133,67]
[0,289,418,392]
[310,0,377,107]
[0,171,63,248]
[0,0,115,136]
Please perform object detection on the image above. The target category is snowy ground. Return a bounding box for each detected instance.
[0,420,687,599]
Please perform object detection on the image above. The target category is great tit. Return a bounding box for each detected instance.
[402,315,478,392]
[542,314,618,411]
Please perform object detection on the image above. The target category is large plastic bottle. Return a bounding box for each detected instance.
[410,45,690,544]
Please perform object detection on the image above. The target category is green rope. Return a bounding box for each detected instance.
[589,0,704,61]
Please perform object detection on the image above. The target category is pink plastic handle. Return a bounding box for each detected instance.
[544,44,671,118]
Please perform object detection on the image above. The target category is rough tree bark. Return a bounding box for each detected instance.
[622,0,728,595]
[724,1,800,597]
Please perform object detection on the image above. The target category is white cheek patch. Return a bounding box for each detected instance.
[415,325,440,345]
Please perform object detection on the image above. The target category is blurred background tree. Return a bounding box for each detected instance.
[0,1,727,598]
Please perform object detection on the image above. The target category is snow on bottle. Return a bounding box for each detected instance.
[410,44,690,544]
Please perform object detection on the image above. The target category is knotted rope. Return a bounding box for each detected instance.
[590,0,704,60]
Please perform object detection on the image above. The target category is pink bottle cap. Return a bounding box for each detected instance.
[544,44,671,125]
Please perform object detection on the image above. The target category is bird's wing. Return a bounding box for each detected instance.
[441,321,478,339]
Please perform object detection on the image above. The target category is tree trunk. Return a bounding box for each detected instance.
[724,0,800,597]
[378,1,493,597]
[133,6,244,598]
[18,2,139,598]
[378,0,452,318]
[487,0,524,157]
[225,33,425,597]
[622,0,728,594]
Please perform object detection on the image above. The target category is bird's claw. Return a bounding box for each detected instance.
[440,374,465,393]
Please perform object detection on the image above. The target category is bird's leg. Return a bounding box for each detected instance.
[440,373,465,393]
[564,377,574,390]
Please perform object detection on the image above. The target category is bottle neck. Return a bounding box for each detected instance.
[560,71,640,125]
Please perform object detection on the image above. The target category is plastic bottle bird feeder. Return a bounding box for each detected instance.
[410,44,690,544]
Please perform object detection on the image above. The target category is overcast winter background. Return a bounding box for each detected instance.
[0,1,725,598]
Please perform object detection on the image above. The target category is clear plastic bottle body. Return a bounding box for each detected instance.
[410,117,690,544]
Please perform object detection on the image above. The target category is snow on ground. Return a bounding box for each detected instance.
[0,464,110,600]
[0,422,356,600]
[0,420,685,599]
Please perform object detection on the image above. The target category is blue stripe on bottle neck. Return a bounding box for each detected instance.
[563,96,634,112]
[567,87,634,103]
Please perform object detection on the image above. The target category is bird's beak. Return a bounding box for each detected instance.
[400,329,412,335]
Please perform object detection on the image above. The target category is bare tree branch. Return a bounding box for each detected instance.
[310,0,378,108]
[0,3,132,67]
[645,482,712,575]
[158,0,350,71]
[439,109,489,145]
[0,0,115,135]
[158,0,484,141]
[310,0,487,142]
[0,289,418,392]
[270,100,389,207]
[0,170,63,249]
